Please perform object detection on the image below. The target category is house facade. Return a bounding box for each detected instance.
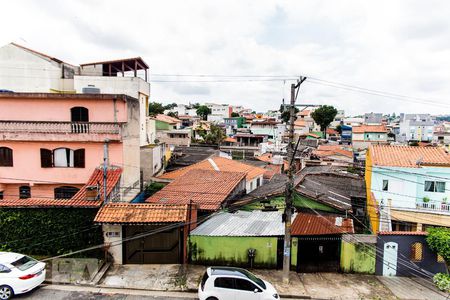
[366,145,450,233]
[352,125,388,150]
[0,93,140,202]
[398,114,435,143]
[0,43,151,146]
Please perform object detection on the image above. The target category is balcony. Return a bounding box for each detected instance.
[416,201,450,214]
[0,121,122,142]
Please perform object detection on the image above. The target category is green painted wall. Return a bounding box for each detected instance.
[243,195,340,213]
[156,120,172,130]
[340,241,376,274]
[189,236,278,268]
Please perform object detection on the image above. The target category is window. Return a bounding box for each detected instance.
[235,278,259,292]
[54,186,80,199]
[19,186,30,199]
[0,264,10,273]
[0,147,13,166]
[256,178,261,187]
[0,191,3,200]
[411,242,423,262]
[40,148,85,168]
[437,254,445,263]
[424,181,446,193]
[71,107,89,122]
[382,180,389,191]
[214,277,234,289]
[200,272,209,291]
[11,255,37,271]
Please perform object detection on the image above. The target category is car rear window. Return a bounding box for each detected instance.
[201,272,209,291]
[214,277,234,289]
[240,269,266,290]
[11,255,38,271]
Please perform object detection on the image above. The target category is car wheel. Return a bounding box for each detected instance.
[206,298,218,300]
[0,285,13,300]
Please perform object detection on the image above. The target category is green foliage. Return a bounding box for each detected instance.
[166,111,178,118]
[148,102,166,116]
[231,112,240,117]
[144,182,166,198]
[164,102,178,110]
[203,124,226,145]
[191,103,201,109]
[426,227,450,265]
[423,196,431,203]
[0,208,103,257]
[311,105,338,134]
[433,273,450,292]
[196,105,212,120]
[279,104,299,123]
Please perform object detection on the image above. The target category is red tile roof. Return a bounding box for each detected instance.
[0,168,122,208]
[291,213,354,235]
[158,156,265,181]
[378,231,428,236]
[147,169,246,210]
[94,203,189,224]
[313,145,353,159]
[153,114,181,124]
[370,145,450,168]
[352,125,387,133]
[223,137,237,143]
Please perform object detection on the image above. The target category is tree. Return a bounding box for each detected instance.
[231,112,240,117]
[148,102,165,116]
[196,105,212,120]
[311,105,338,136]
[164,103,178,110]
[166,111,178,118]
[204,124,226,145]
[279,104,299,124]
[426,228,450,292]
[191,102,201,109]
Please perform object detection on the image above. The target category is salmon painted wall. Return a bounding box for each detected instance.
[0,97,127,122]
[2,183,84,199]
[0,141,123,185]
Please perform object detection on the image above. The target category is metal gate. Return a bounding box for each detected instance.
[123,225,182,264]
[297,236,341,273]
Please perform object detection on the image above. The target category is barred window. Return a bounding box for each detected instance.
[411,242,423,262]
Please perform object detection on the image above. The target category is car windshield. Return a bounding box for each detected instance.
[239,269,266,290]
[11,255,38,271]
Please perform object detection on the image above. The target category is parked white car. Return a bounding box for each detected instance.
[198,266,280,300]
[0,252,46,300]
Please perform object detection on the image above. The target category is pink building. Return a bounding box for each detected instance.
[0,92,140,203]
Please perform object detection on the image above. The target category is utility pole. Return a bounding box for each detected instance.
[103,139,110,203]
[283,77,306,283]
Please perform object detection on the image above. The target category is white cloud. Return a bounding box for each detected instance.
[1,0,450,115]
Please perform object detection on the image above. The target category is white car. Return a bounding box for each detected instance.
[198,266,280,300]
[0,252,46,300]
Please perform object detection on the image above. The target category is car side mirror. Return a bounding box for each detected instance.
[254,288,259,293]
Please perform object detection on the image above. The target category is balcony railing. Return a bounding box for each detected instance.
[0,121,122,141]
[416,201,450,213]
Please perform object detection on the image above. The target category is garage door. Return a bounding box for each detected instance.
[123,225,182,264]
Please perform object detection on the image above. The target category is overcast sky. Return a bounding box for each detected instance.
[1,0,450,116]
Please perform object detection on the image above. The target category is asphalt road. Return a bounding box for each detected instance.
[16,287,195,300]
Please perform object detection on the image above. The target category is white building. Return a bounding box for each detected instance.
[398,114,435,142]
[206,103,231,123]
[165,104,197,117]
[0,42,150,146]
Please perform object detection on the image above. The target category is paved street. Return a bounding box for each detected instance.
[16,285,197,300]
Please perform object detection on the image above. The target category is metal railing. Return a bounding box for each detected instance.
[0,121,121,135]
[416,201,450,213]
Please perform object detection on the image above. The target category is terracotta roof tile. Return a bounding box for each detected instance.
[352,125,387,133]
[370,145,450,168]
[158,156,265,181]
[313,145,353,159]
[0,168,122,208]
[291,213,354,235]
[148,169,245,210]
[223,137,237,143]
[153,114,181,124]
[95,203,188,224]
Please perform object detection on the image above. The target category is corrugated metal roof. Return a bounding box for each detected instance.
[190,210,290,236]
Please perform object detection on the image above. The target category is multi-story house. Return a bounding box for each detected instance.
[352,125,388,150]
[0,92,141,202]
[206,103,231,123]
[364,112,383,125]
[249,119,280,141]
[330,109,345,128]
[0,42,150,146]
[366,145,450,233]
[224,117,245,136]
[398,114,435,143]
[433,122,450,150]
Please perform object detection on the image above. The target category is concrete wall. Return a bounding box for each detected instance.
[140,144,164,183]
[340,239,376,274]
[375,234,447,277]
[246,174,263,193]
[2,183,83,199]
[0,43,75,93]
[189,236,278,268]
[103,224,123,264]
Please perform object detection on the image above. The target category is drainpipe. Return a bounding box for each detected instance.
[103,139,110,203]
